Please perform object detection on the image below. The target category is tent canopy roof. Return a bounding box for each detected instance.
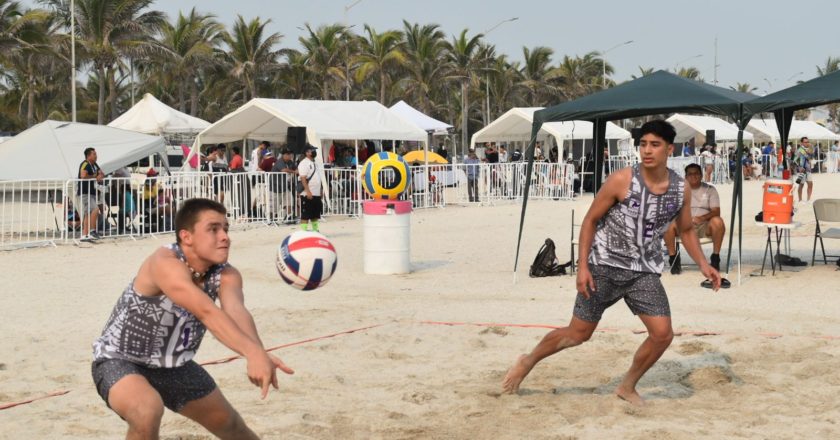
[0,120,165,180]
[108,93,210,135]
[472,107,630,146]
[746,118,840,142]
[196,99,428,147]
[746,70,840,115]
[667,113,754,143]
[535,70,757,124]
[389,100,452,135]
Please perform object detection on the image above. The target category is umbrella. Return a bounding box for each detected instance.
[403,150,448,164]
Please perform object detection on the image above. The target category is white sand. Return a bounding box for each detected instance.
[1,173,840,439]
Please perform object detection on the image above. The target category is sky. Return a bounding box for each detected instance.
[25,0,840,94]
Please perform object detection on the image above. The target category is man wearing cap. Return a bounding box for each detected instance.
[297,146,321,232]
[78,147,105,240]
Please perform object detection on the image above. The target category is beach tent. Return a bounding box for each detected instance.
[667,113,754,144]
[389,100,452,135]
[746,69,840,152]
[470,107,631,158]
[747,118,840,143]
[0,120,165,180]
[108,93,210,135]
[516,71,759,276]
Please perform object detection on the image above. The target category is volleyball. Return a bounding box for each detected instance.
[276,231,337,291]
[361,151,411,199]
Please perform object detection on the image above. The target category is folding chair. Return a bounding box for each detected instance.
[812,198,840,265]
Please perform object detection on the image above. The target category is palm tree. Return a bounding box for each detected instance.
[64,0,165,124]
[519,46,556,106]
[730,82,757,93]
[816,57,840,128]
[353,25,406,105]
[155,8,225,115]
[299,23,351,100]
[552,52,603,100]
[445,29,486,152]
[631,66,656,80]
[274,49,316,99]
[400,21,449,117]
[223,15,282,103]
[675,66,703,81]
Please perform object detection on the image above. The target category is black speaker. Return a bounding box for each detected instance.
[631,128,642,146]
[286,126,307,153]
[705,129,715,145]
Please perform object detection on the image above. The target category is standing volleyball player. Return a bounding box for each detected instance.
[91,198,293,439]
[503,120,721,405]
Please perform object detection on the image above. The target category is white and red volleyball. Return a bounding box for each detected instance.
[276,231,337,291]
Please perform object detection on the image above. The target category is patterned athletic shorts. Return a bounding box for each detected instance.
[573,264,670,322]
[92,358,216,412]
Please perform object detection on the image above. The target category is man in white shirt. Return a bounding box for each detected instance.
[664,164,729,288]
[248,141,268,172]
[297,146,322,232]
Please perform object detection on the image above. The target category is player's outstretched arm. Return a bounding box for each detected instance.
[150,250,278,397]
[676,187,721,290]
[576,169,631,297]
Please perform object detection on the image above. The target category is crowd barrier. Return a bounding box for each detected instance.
[2,159,722,250]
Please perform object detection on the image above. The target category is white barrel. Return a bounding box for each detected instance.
[363,200,411,274]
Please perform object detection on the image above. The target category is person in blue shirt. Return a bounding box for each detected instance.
[761,141,775,177]
[464,150,480,202]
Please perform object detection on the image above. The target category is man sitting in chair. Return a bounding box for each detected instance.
[665,164,730,288]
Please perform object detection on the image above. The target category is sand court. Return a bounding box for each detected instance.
[2,173,840,439]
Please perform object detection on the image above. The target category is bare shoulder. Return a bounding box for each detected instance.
[602,168,632,197]
[219,265,243,285]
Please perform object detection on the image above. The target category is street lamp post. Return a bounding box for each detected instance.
[343,0,363,101]
[70,0,76,122]
[601,40,633,88]
[483,17,518,126]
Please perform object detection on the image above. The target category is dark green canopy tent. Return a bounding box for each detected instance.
[745,69,840,157]
[515,71,759,277]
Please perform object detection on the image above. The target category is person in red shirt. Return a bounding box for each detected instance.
[229,147,244,171]
[259,151,276,172]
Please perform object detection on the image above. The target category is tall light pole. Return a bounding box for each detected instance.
[483,17,518,125]
[70,0,76,122]
[343,0,363,101]
[787,71,804,82]
[601,40,633,88]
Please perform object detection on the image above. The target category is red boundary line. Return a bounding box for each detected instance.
[0,390,71,410]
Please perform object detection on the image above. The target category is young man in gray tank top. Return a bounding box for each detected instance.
[503,120,722,405]
[91,199,294,439]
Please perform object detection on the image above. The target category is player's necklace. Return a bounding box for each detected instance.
[183,259,206,280]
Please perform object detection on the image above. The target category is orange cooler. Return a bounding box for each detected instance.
[763,179,793,224]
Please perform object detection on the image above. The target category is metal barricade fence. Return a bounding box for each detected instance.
[0,180,66,249]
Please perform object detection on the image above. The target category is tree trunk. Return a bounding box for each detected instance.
[380,70,386,105]
[97,65,106,124]
[27,65,35,126]
[322,70,330,100]
[190,78,199,116]
[460,79,468,155]
[178,77,186,113]
[107,67,119,122]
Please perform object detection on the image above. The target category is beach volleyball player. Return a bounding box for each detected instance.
[91,198,293,439]
[503,120,721,405]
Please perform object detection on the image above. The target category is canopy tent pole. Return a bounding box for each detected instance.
[355,139,361,216]
[513,121,543,279]
[592,118,607,193]
[773,108,794,171]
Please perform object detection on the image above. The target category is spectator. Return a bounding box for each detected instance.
[249,141,269,172]
[229,147,244,171]
[207,144,229,203]
[259,150,276,172]
[664,164,729,289]
[700,144,715,182]
[436,143,448,161]
[741,152,755,180]
[512,149,523,162]
[499,146,508,163]
[77,147,105,240]
[761,141,775,177]
[465,150,480,203]
[110,166,132,234]
[831,140,840,172]
[270,149,297,223]
[794,137,814,203]
[485,144,499,163]
[66,200,81,232]
[298,146,322,232]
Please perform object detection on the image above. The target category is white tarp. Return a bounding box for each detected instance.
[747,118,840,143]
[470,107,631,148]
[666,113,753,143]
[108,93,211,135]
[389,100,453,135]
[0,120,165,180]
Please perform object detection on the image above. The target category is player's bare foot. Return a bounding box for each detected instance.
[615,385,645,406]
[502,354,533,394]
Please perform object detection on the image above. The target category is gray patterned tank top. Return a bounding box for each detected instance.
[92,244,227,368]
[588,165,685,273]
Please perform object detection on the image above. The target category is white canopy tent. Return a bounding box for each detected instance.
[746,118,840,143]
[389,100,453,135]
[470,107,631,158]
[108,93,211,135]
[0,120,165,180]
[666,113,754,144]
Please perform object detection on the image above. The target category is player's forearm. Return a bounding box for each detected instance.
[228,309,265,349]
[577,220,597,270]
[202,307,264,357]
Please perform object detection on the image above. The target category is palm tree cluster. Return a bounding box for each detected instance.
[2,0,757,141]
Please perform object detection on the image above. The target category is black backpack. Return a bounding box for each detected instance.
[529,238,570,277]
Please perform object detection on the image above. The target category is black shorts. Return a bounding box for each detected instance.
[92,358,216,412]
[573,264,670,322]
[300,195,322,220]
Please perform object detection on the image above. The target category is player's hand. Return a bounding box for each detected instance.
[306,192,313,200]
[246,351,277,399]
[701,264,722,291]
[576,267,596,299]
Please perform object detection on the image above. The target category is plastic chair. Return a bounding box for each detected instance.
[812,199,840,265]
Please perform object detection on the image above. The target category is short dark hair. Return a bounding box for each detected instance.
[800,136,809,143]
[639,120,676,145]
[684,163,702,174]
[260,140,270,147]
[232,146,240,154]
[84,147,95,158]
[216,143,226,150]
[174,198,227,244]
[206,145,217,154]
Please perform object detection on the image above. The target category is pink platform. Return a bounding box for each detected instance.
[362,200,412,215]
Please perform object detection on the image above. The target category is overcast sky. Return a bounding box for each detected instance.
[30,0,840,94]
